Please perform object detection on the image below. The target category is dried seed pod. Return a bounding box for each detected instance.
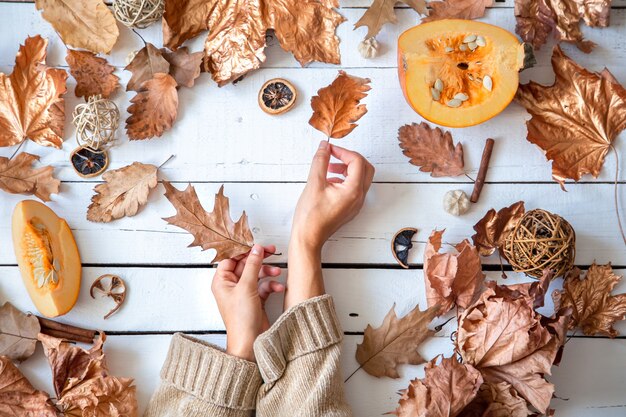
[70,146,109,178]
[443,190,471,216]
[258,78,297,115]
[358,37,379,59]
[391,227,418,268]
[90,274,127,319]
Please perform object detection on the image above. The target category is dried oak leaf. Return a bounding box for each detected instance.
[354,0,427,40]
[515,46,626,188]
[35,0,119,54]
[309,71,371,139]
[458,382,530,417]
[126,73,179,140]
[0,35,67,149]
[161,47,204,88]
[398,122,464,177]
[162,182,255,263]
[355,303,439,378]
[422,0,493,22]
[125,43,171,92]
[87,162,158,222]
[472,201,525,257]
[392,356,483,417]
[553,262,626,337]
[66,49,119,99]
[424,229,486,315]
[0,153,60,202]
[0,356,58,417]
[0,302,41,362]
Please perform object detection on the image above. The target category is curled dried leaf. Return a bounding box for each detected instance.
[125,43,170,93]
[472,201,525,257]
[90,274,127,319]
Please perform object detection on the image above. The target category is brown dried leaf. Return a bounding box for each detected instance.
[126,73,179,140]
[0,153,60,201]
[163,0,216,50]
[0,302,41,362]
[35,0,119,54]
[515,46,626,187]
[125,43,170,92]
[354,0,427,39]
[0,36,67,149]
[66,49,119,99]
[398,122,464,177]
[553,262,626,337]
[161,47,204,88]
[162,182,255,263]
[87,162,158,222]
[422,0,493,22]
[487,269,553,310]
[309,71,371,139]
[458,382,530,417]
[0,356,58,417]
[355,303,439,378]
[472,201,525,257]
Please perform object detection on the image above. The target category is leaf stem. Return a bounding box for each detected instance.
[611,145,626,246]
[9,141,26,160]
[158,154,176,170]
[132,29,147,46]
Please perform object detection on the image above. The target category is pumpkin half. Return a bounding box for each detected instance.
[12,200,81,318]
[398,20,532,128]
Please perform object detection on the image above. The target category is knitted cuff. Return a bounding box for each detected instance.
[254,294,343,382]
[160,333,262,411]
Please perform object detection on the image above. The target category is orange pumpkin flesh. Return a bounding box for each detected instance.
[398,20,528,128]
[12,200,81,318]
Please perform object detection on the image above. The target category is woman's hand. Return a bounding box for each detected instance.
[212,244,284,362]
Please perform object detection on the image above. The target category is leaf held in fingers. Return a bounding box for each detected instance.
[162,182,255,263]
[161,47,204,88]
[354,0,427,39]
[422,0,493,22]
[66,49,119,98]
[309,71,371,139]
[87,162,158,222]
[126,73,179,140]
[472,201,525,257]
[0,302,41,362]
[0,153,60,201]
[0,356,58,417]
[356,303,439,378]
[125,43,170,92]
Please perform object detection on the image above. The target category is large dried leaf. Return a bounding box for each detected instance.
[355,303,439,378]
[0,356,58,417]
[392,356,483,417]
[125,43,170,92]
[163,0,216,50]
[35,0,119,54]
[66,50,119,99]
[309,71,371,139]
[354,0,427,39]
[0,36,67,149]
[0,153,60,201]
[422,0,493,22]
[553,263,626,337]
[162,182,255,263]
[0,303,41,362]
[87,162,158,222]
[458,382,530,417]
[398,122,464,177]
[515,46,626,187]
[126,73,178,140]
[161,47,203,88]
[472,201,525,257]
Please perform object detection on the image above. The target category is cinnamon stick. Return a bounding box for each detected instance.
[471,138,495,203]
[37,316,96,341]
[39,328,95,344]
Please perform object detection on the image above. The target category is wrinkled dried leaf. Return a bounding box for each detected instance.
[35,0,119,54]
[472,201,525,257]
[356,303,439,378]
[458,382,530,417]
[66,49,119,98]
[163,0,215,50]
[125,43,170,92]
[161,47,203,88]
[487,269,553,310]
[0,356,58,417]
[398,122,465,177]
[162,182,255,263]
[553,263,626,337]
[516,46,626,188]
[354,0,427,39]
[0,36,67,149]
[0,302,41,362]
[423,0,493,22]
[126,73,179,140]
[88,162,158,222]
[0,153,60,201]
[309,71,371,139]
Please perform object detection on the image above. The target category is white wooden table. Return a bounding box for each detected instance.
[2,1,626,415]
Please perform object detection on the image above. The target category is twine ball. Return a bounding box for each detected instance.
[113,0,164,29]
[503,209,576,279]
[72,95,120,152]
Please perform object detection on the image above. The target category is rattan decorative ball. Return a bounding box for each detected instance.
[72,95,120,152]
[503,209,576,279]
[113,0,164,29]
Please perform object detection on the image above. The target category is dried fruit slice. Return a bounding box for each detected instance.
[12,201,81,318]
[258,78,297,115]
[398,20,533,127]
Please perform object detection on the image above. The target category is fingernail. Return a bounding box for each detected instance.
[318,140,329,150]
[251,244,262,256]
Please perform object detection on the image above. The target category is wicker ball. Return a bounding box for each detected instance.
[113,0,164,29]
[503,209,576,278]
[72,95,120,152]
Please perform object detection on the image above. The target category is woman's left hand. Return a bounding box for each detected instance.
[212,244,284,362]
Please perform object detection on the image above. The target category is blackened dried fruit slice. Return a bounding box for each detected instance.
[258,78,297,115]
[70,147,108,178]
[392,227,418,268]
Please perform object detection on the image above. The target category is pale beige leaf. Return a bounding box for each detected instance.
[354,0,427,39]
[125,43,170,92]
[423,0,493,22]
[0,302,41,362]
[66,49,119,98]
[0,356,58,417]
[126,73,178,140]
[0,152,60,201]
[161,47,203,88]
[472,201,525,257]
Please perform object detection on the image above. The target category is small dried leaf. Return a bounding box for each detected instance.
[422,0,493,22]
[66,49,119,99]
[0,153,60,201]
[126,73,179,140]
[472,201,525,257]
[0,356,58,417]
[0,302,41,362]
[458,382,530,417]
[161,47,203,88]
[354,0,427,39]
[162,0,216,50]
[125,43,171,92]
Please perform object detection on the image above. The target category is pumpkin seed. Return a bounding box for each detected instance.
[468,41,478,51]
[468,74,474,81]
[447,99,462,108]
[431,88,441,101]
[434,78,443,91]
[483,75,493,91]
[476,36,486,47]
[463,34,477,43]
[459,44,468,52]
[454,93,469,101]
[444,46,454,53]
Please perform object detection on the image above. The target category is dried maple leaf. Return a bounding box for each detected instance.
[392,356,483,417]
[0,153,60,201]
[472,201,525,257]
[125,43,170,92]
[398,122,464,177]
[126,73,179,140]
[0,36,67,149]
[87,162,158,222]
[0,356,58,417]
[35,0,119,54]
[354,0,427,40]
[162,182,255,263]
[355,303,439,378]
[458,382,530,417]
[422,0,493,22]
[516,46,626,187]
[0,302,41,362]
[309,71,371,139]
[66,49,119,99]
[161,47,204,88]
[553,263,626,337]
[162,0,215,50]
